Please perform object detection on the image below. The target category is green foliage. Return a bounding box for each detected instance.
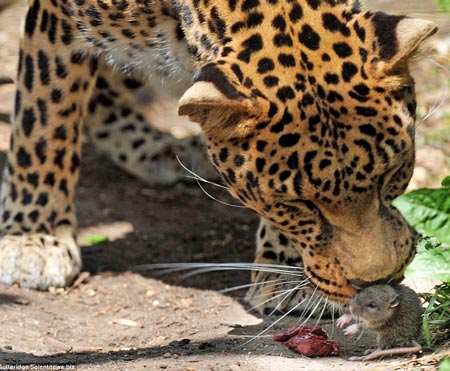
[395,177,450,347]
[440,356,450,371]
[443,176,450,188]
[82,234,109,245]
[421,282,450,345]
[393,186,450,245]
[405,236,450,281]
[438,0,450,13]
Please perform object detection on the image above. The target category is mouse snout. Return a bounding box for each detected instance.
[349,304,359,316]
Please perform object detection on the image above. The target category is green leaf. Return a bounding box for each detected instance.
[405,244,450,281]
[438,0,450,13]
[82,235,109,244]
[440,356,450,371]
[442,176,450,188]
[393,187,450,244]
[416,235,442,252]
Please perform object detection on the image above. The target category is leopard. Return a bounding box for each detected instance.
[0,0,437,315]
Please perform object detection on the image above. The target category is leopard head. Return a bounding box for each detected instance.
[178,0,437,302]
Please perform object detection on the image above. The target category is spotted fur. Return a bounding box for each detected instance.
[0,0,437,312]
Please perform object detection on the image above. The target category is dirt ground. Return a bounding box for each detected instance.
[0,1,449,371]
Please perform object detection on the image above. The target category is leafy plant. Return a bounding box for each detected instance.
[443,176,450,188]
[394,176,450,346]
[82,234,109,245]
[440,356,450,371]
[404,236,450,282]
[421,282,450,345]
[438,0,450,13]
[394,176,450,245]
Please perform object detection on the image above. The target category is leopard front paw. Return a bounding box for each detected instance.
[0,234,81,289]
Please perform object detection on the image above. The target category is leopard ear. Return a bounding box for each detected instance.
[178,63,260,136]
[370,13,437,73]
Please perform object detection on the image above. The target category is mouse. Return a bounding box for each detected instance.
[336,283,423,361]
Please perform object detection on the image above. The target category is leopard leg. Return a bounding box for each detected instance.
[0,4,98,288]
[245,218,330,315]
[84,60,215,185]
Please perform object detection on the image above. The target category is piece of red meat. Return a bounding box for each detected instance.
[273,325,340,357]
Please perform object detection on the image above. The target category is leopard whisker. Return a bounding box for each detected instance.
[266,283,310,316]
[330,301,339,337]
[422,81,447,122]
[291,285,320,325]
[248,282,310,307]
[134,262,305,270]
[245,280,309,299]
[426,54,450,72]
[176,155,228,190]
[312,296,328,328]
[133,262,314,319]
[247,282,306,313]
[219,278,298,294]
[180,266,303,279]
[421,59,449,122]
[133,262,305,278]
[239,297,307,347]
[297,293,324,328]
[194,179,247,208]
[183,174,226,187]
[175,156,247,208]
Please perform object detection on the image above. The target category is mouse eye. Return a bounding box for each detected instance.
[367,303,378,310]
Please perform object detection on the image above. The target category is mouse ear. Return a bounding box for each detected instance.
[390,294,400,308]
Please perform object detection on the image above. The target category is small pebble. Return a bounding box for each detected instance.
[111,318,144,328]
[163,352,172,359]
[14,297,30,305]
[86,289,96,297]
